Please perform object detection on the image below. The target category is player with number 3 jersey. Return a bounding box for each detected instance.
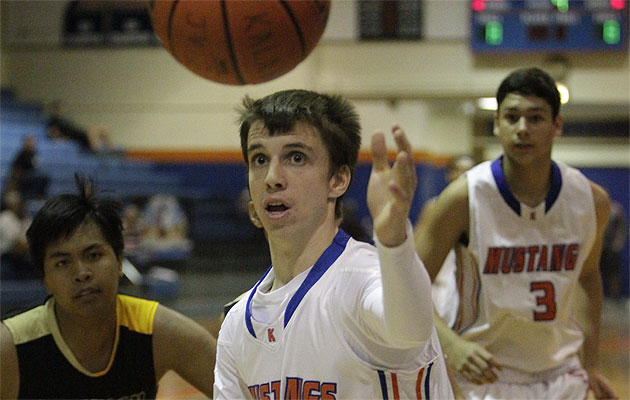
[415,68,617,400]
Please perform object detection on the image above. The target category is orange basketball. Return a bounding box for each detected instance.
[148,0,330,85]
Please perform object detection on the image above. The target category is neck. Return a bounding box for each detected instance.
[267,218,339,291]
[502,156,552,207]
[54,301,118,372]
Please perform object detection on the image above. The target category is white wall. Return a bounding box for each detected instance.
[1,0,628,165]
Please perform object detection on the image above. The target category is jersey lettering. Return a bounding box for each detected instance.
[249,379,337,400]
[268,328,276,342]
[483,243,579,275]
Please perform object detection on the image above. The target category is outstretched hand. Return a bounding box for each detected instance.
[367,125,417,247]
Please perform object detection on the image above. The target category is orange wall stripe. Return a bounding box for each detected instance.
[126,149,452,166]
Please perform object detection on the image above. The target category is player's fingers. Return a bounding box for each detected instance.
[371,131,388,171]
[462,359,484,376]
[479,367,498,383]
[391,125,413,156]
[391,151,416,196]
[460,366,483,385]
[486,355,502,371]
[472,354,501,383]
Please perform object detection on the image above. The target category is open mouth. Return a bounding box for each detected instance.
[266,203,288,213]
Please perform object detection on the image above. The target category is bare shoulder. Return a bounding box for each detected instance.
[430,176,470,228]
[437,176,469,208]
[152,305,216,396]
[1,322,19,399]
[153,304,213,344]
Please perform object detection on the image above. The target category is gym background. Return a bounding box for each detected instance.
[1,2,628,396]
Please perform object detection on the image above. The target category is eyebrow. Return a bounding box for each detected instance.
[247,141,314,155]
[47,243,104,259]
[503,106,547,113]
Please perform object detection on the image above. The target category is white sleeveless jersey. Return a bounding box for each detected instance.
[214,230,453,399]
[458,157,596,373]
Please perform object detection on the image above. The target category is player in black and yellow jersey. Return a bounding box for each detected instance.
[0,175,215,399]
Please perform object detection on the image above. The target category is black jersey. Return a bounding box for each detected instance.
[3,294,159,399]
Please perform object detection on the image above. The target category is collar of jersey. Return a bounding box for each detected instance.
[491,156,562,217]
[245,229,351,338]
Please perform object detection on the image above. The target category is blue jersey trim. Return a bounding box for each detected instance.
[491,157,520,216]
[424,362,434,400]
[284,229,350,327]
[244,229,351,338]
[245,266,272,338]
[377,370,388,399]
[491,157,563,217]
[545,161,562,213]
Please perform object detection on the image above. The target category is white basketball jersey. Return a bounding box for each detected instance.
[458,157,596,373]
[215,230,453,399]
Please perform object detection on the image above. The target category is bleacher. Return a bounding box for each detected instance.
[1,89,190,200]
[0,88,272,315]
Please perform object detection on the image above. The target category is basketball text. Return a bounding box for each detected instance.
[248,378,337,400]
[483,243,579,274]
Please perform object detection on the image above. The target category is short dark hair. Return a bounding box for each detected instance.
[26,175,124,273]
[237,89,362,219]
[496,68,561,118]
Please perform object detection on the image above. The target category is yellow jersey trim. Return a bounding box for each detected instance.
[6,295,159,378]
[3,302,51,345]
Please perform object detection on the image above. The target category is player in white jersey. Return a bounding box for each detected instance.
[214,90,454,399]
[415,68,617,400]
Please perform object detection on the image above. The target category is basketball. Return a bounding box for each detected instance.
[148,0,330,85]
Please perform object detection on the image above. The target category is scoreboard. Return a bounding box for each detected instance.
[471,0,629,52]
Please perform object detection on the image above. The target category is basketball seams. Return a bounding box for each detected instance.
[149,0,329,85]
[221,0,246,85]
[166,0,179,55]
[278,0,307,57]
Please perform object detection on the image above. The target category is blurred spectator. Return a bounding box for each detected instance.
[130,194,193,264]
[600,199,627,299]
[122,203,148,261]
[6,134,49,200]
[46,100,114,153]
[0,190,38,280]
[143,194,190,242]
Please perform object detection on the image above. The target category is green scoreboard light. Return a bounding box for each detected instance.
[471,0,629,52]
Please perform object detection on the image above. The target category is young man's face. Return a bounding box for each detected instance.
[246,121,349,238]
[494,92,562,165]
[43,220,122,319]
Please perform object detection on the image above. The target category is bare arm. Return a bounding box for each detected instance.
[414,177,469,281]
[0,323,19,399]
[414,178,501,383]
[579,182,617,400]
[153,305,217,398]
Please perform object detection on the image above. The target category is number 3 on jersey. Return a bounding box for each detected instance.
[530,281,556,321]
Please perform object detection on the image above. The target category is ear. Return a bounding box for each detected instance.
[553,114,563,138]
[329,165,351,199]
[248,201,263,228]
